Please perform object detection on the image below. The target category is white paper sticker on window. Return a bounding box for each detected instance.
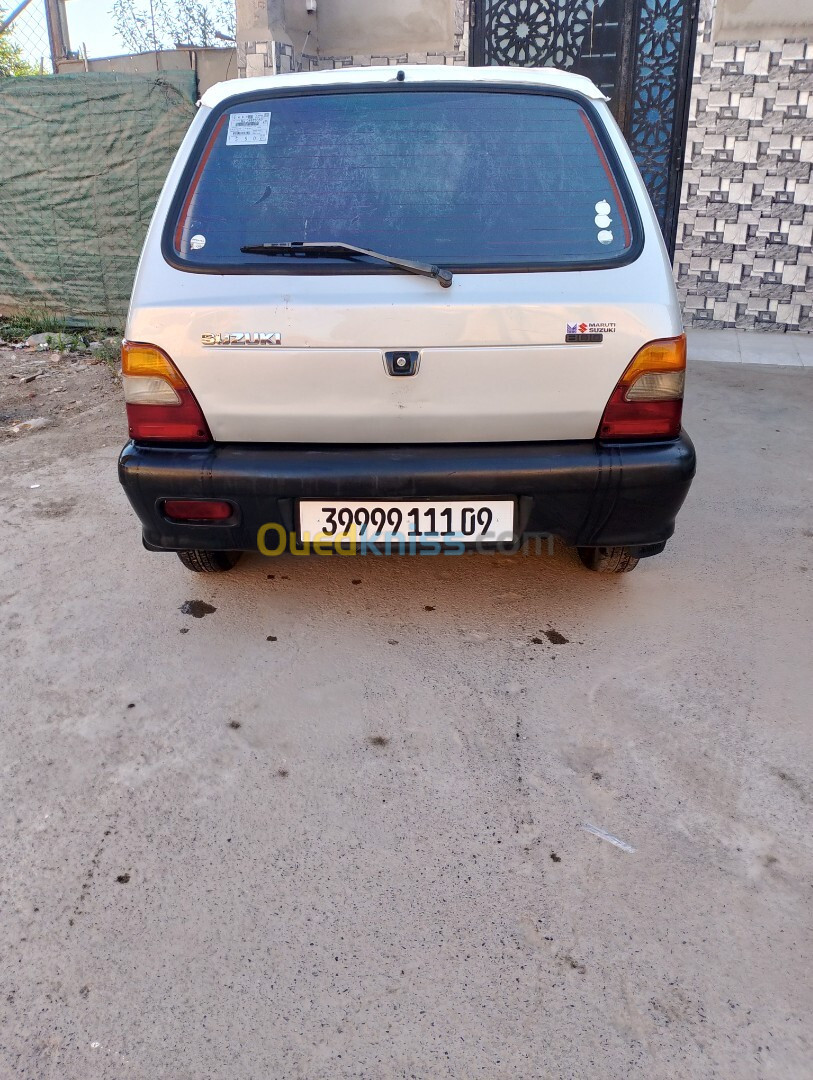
[227,112,271,146]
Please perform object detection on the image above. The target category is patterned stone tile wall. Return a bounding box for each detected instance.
[238,40,275,78]
[675,10,813,331]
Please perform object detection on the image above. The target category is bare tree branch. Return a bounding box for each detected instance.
[109,0,235,53]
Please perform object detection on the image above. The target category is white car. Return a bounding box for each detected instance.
[119,65,695,573]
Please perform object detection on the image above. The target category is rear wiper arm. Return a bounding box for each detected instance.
[239,240,453,288]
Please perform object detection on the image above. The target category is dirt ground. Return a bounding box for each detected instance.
[0,343,121,440]
[0,356,811,1079]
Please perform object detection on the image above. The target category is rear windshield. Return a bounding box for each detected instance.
[169,88,636,272]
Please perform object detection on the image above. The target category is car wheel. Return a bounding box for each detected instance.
[577,546,640,573]
[177,549,243,573]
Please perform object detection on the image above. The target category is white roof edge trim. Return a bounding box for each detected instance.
[200,65,608,110]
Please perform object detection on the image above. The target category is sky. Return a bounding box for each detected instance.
[9,0,128,65]
[65,0,125,59]
[11,0,233,65]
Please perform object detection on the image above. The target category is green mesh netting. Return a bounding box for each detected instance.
[0,71,196,322]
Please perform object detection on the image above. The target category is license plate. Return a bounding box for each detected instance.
[298,500,515,545]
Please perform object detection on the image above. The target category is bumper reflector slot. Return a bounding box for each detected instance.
[162,499,233,523]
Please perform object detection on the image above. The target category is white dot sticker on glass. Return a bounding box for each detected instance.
[597,230,614,245]
[594,214,612,228]
[595,200,611,216]
[190,234,206,251]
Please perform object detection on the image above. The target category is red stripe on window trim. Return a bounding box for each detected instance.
[173,114,228,253]
[578,109,631,249]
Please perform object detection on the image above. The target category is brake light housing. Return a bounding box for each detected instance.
[121,342,211,443]
[599,335,686,440]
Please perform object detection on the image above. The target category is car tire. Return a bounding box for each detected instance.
[577,546,640,573]
[177,549,243,573]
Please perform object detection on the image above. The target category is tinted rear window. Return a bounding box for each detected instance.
[170,88,636,271]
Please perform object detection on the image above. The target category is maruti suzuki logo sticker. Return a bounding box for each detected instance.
[201,332,282,346]
[566,321,616,335]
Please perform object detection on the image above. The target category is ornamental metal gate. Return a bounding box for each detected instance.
[470,0,700,257]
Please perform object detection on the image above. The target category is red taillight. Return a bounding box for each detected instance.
[121,342,211,444]
[126,391,211,443]
[599,335,686,440]
[163,499,233,522]
[599,390,684,439]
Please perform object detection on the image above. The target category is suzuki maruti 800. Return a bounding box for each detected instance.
[119,65,696,573]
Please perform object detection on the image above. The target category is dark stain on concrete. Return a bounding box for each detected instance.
[561,954,586,974]
[180,600,216,619]
[775,768,810,804]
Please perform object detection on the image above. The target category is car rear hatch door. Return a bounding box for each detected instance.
[133,79,676,443]
[131,266,669,443]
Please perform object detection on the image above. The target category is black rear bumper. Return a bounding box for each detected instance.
[118,434,696,554]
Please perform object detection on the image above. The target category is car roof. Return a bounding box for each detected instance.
[200,64,607,109]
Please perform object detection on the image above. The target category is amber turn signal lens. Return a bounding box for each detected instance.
[621,335,686,386]
[121,342,188,388]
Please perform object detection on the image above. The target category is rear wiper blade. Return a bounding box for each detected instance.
[239,240,453,288]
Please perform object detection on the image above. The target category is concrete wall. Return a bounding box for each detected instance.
[56,47,237,95]
[238,0,467,78]
[316,0,455,57]
[282,0,317,59]
[714,0,811,42]
[238,0,287,38]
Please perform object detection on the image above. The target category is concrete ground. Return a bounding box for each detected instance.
[1,358,811,1079]
[687,327,813,367]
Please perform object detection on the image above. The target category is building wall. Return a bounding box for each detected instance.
[56,47,237,95]
[675,0,813,331]
[714,0,810,41]
[238,0,467,77]
[282,0,316,61]
[296,0,467,72]
[317,0,455,57]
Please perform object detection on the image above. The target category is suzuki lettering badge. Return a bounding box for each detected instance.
[201,332,282,346]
